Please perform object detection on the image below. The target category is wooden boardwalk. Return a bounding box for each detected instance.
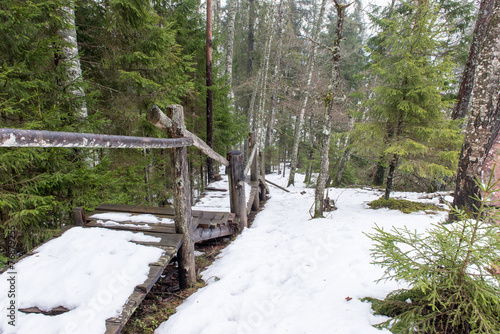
[4,179,263,334]
[78,202,240,333]
[85,203,238,243]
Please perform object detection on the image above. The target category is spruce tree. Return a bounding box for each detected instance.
[362,0,461,199]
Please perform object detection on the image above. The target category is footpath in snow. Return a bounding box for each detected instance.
[156,171,449,334]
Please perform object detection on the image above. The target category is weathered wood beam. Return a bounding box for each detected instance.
[248,133,259,211]
[165,105,196,289]
[244,138,258,176]
[148,105,229,167]
[265,178,290,193]
[0,128,192,149]
[228,150,247,230]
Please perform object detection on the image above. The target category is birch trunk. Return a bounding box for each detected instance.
[452,0,494,120]
[206,0,214,182]
[59,1,87,118]
[264,0,285,172]
[314,0,350,218]
[247,0,256,75]
[452,0,500,216]
[257,24,274,147]
[225,0,238,101]
[288,0,327,187]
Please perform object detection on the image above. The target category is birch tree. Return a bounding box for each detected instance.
[207,0,214,182]
[225,0,238,101]
[264,0,285,172]
[287,0,327,187]
[452,0,495,120]
[58,0,87,118]
[452,0,500,215]
[313,0,351,218]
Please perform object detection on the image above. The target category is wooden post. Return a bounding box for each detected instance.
[72,207,85,226]
[227,150,247,230]
[165,105,196,289]
[249,133,259,211]
[259,151,267,201]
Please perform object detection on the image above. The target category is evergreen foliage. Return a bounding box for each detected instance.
[0,0,244,261]
[365,177,500,333]
[358,0,462,197]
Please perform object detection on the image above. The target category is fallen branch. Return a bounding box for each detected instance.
[265,179,290,193]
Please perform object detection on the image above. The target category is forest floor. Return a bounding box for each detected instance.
[126,170,451,334]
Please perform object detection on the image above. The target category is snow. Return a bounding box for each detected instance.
[90,212,174,225]
[193,176,251,212]
[156,171,448,334]
[0,168,450,334]
[0,228,164,334]
[97,220,152,229]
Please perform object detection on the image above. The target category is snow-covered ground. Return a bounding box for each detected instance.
[156,171,449,334]
[0,169,449,334]
[0,228,164,334]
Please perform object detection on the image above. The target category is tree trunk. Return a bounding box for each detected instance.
[257,20,274,146]
[452,0,494,120]
[314,0,351,218]
[265,0,285,173]
[166,105,196,289]
[206,0,214,182]
[225,0,238,102]
[384,154,399,200]
[247,0,255,75]
[59,1,87,118]
[452,0,500,216]
[288,0,327,187]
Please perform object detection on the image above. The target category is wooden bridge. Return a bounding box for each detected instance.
[0,105,268,333]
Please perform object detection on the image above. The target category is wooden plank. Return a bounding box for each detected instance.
[136,265,163,293]
[130,233,183,249]
[84,220,176,234]
[104,322,121,334]
[197,217,213,229]
[95,204,175,216]
[88,210,176,220]
[105,290,146,334]
[193,225,234,242]
[149,247,179,267]
[89,205,212,220]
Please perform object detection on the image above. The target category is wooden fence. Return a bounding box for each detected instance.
[0,104,266,289]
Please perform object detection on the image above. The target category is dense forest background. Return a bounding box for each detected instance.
[0,0,488,261]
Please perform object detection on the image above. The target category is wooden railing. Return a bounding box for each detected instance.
[0,104,267,289]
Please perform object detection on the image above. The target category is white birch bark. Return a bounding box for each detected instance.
[453,0,500,215]
[257,18,275,148]
[288,0,327,187]
[314,0,350,218]
[59,1,87,118]
[264,0,285,157]
[225,0,238,101]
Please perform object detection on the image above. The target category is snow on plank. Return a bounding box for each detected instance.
[0,227,182,334]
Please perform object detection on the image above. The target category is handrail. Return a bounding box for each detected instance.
[0,128,193,149]
[147,105,229,167]
[244,142,258,176]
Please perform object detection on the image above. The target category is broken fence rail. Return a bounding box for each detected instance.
[0,128,193,149]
